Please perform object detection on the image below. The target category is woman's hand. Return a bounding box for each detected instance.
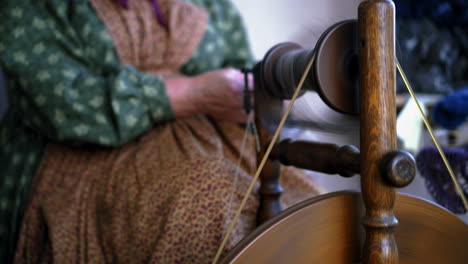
[165,68,253,123]
[192,68,253,123]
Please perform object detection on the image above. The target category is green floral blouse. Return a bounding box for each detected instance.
[0,0,253,261]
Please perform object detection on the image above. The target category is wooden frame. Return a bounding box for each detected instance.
[223,1,468,263]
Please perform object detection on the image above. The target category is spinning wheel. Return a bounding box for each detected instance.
[218,0,468,263]
[223,192,467,263]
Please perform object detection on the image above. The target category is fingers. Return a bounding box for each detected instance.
[228,69,246,93]
[231,70,254,116]
[194,67,255,123]
[223,68,254,92]
[247,73,254,91]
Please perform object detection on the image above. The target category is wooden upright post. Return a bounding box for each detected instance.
[255,122,283,225]
[254,70,284,224]
[358,0,398,263]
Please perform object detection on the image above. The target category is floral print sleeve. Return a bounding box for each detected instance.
[181,0,254,75]
[0,0,173,147]
[217,0,255,68]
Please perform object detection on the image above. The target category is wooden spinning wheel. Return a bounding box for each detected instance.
[221,0,468,263]
[223,192,467,263]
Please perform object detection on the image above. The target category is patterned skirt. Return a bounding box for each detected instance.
[14,116,324,263]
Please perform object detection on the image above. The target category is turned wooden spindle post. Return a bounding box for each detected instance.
[255,117,283,225]
[253,56,286,225]
[358,0,399,263]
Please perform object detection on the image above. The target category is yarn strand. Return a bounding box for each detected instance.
[396,59,468,210]
[211,53,316,264]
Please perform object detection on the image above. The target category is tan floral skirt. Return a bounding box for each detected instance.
[15,116,324,263]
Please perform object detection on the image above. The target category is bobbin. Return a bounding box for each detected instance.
[255,20,359,115]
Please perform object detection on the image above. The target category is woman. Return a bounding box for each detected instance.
[0,0,323,262]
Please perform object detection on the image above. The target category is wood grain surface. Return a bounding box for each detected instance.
[223,192,468,264]
[358,1,398,263]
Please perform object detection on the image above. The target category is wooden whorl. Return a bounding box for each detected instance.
[314,20,359,115]
[222,192,468,264]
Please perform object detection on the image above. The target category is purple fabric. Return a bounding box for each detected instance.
[113,0,168,29]
[115,0,129,9]
[149,0,168,29]
[416,146,468,214]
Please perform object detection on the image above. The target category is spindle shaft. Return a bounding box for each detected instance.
[270,139,360,177]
